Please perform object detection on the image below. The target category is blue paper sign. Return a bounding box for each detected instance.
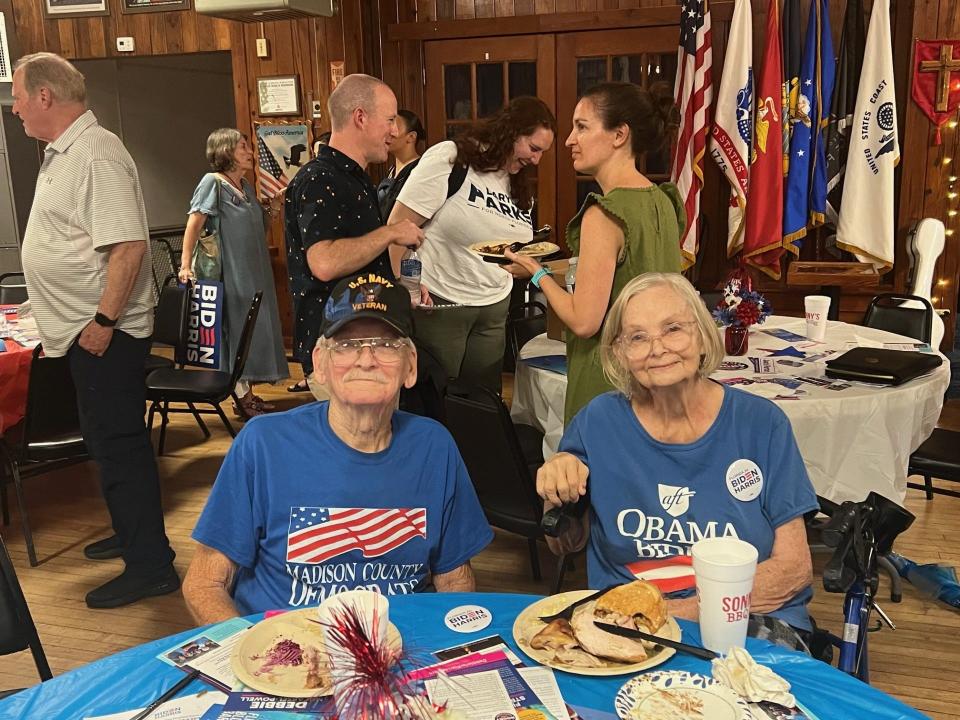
[184,280,224,369]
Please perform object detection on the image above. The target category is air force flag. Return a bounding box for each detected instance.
[836,0,899,271]
[709,0,752,258]
[782,0,835,249]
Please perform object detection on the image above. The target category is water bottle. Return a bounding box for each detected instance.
[888,551,960,608]
[399,249,422,305]
[565,256,579,293]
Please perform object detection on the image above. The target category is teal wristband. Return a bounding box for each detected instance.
[531,267,552,289]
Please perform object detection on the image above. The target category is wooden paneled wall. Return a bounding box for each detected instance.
[9,0,960,345]
[396,0,960,343]
[8,0,394,340]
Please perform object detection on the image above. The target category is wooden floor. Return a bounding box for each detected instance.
[2,365,959,719]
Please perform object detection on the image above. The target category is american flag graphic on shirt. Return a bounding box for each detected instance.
[257,135,289,199]
[286,507,427,565]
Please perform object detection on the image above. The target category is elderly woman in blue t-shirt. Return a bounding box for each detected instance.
[537,272,818,646]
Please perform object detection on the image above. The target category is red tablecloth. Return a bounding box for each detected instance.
[0,312,34,435]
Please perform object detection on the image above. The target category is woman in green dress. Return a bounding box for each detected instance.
[506,82,685,423]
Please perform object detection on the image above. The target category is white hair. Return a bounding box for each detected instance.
[14,52,86,104]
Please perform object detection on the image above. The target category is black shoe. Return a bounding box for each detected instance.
[85,565,180,609]
[84,535,123,560]
[287,380,311,393]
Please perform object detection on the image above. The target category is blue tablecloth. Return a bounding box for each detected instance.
[0,593,928,719]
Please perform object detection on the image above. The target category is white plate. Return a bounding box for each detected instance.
[511,590,680,676]
[231,608,402,698]
[469,241,561,259]
[615,670,752,720]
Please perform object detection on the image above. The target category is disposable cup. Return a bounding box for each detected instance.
[804,295,831,341]
[316,590,390,688]
[692,537,759,655]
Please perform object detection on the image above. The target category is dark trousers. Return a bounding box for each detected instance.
[68,331,174,575]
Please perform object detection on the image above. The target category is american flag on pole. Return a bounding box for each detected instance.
[286,507,427,565]
[257,134,289,200]
[670,0,713,269]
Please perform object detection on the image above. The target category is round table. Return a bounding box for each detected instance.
[510,316,950,504]
[0,593,926,719]
[0,309,35,436]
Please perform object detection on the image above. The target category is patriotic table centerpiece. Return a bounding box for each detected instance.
[712,277,772,355]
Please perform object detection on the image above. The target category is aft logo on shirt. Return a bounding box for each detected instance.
[658,484,696,517]
[465,183,533,224]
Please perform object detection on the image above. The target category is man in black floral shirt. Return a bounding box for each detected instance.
[285,74,423,382]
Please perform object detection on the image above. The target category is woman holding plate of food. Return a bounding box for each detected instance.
[535,273,819,652]
[505,82,684,423]
[387,97,556,393]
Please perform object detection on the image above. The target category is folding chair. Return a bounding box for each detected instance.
[0,346,89,566]
[146,293,262,454]
[0,533,52,696]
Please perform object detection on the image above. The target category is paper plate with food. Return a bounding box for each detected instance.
[231,608,402,697]
[512,580,681,676]
[469,240,560,264]
[614,670,752,720]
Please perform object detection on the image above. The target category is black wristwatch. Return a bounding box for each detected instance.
[94,312,117,328]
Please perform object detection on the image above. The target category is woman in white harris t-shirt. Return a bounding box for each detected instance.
[388,97,556,392]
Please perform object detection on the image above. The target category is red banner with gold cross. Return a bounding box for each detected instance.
[912,39,960,145]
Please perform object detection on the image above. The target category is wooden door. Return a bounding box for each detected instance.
[424,35,557,233]
[555,29,679,237]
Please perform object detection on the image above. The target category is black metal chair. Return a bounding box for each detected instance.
[0,533,52,696]
[145,282,191,375]
[862,293,933,344]
[0,346,89,567]
[860,293,954,499]
[399,343,450,423]
[506,301,547,372]
[148,237,179,297]
[0,274,27,305]
[146,293,262,454]
[907,429,960,500]
[444,379,569,592]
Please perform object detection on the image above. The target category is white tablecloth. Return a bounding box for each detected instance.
[510,316,951,504]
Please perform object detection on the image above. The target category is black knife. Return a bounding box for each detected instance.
[593,621,718,661]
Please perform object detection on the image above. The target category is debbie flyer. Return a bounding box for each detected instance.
[157,617,254,692]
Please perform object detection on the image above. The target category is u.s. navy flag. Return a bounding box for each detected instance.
[836,0,898,271]
[670,0,713,269]
[709,0,752,258]
[782,0,835,249]
[742,0,784,279]
[824,0,866,225]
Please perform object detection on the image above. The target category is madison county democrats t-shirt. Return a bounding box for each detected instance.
[396,140,532,306]
[559,387,819,630]
[192,403,493,614]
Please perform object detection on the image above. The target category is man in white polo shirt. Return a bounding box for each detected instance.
[12,52,178,608]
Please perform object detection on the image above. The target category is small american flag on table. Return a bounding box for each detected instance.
[257,135,289,200]
[286,507,427,565]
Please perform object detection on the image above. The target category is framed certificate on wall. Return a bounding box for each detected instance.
[43,0,108,18]
[257,76,302,117]
[121,0,191,14]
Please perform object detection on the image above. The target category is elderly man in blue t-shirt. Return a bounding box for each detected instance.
[183,275,492,625]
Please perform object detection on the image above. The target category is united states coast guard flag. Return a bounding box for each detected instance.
[670,0,713,269]
[708,0,752,258]
[836,0,899,271]
[782,0,835,249]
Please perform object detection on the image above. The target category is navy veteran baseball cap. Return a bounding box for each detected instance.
[321,274,413,338]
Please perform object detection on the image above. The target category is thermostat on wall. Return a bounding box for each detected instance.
[116,37,135,52]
